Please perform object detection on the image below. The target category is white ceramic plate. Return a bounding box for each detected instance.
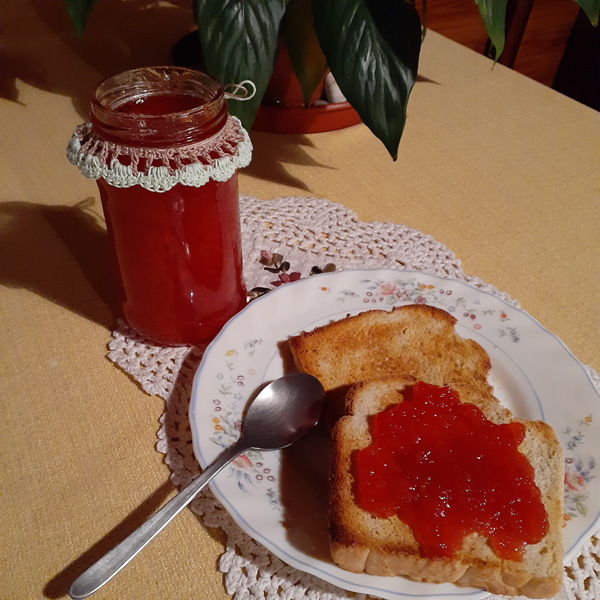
[190,269,600,600]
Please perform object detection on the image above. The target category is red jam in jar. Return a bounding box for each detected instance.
[86,67,248,346]
[355,382,548,560]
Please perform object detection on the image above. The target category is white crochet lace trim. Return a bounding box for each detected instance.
[67,116,252,192]
[107,196,600,600]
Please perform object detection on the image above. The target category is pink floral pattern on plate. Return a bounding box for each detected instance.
[192,267,599,586]
[334,276,521,342]
[563,414,596,523]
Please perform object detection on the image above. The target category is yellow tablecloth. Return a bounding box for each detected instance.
[1,3,598,599]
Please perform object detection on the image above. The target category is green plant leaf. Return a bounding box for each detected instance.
[574,0,600,26]
[283,0,328,104]
[312,0,421,160]
[475,0,507,59]
[195,0,287,130]
[65,0,99,37]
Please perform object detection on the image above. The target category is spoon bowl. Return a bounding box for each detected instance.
[242,372,326,450]
[69,373,325,599]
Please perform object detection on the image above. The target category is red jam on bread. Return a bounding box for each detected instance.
[354,382,548,561]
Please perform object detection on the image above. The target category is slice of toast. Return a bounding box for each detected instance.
[330,378,564,598]
[290,305,493,422]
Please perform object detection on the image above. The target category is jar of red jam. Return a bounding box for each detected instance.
[67,67,252,346]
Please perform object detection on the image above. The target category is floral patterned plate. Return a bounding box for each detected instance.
[190,269,599,600]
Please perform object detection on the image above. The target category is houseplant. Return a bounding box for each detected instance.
[66,0,598,160]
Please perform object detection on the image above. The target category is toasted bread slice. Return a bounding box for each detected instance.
[330,378,564,598]
[290,305,492,422]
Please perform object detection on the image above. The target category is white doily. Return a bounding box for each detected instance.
[107,196,600,600]
[67,116,252,192]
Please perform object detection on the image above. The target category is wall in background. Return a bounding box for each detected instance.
[421,0,580,88]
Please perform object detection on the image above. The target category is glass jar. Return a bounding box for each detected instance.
[68,67,252,346]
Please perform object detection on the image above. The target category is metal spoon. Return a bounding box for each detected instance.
[69,372,325,599]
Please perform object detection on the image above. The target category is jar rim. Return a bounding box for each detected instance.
[90,66,228,147]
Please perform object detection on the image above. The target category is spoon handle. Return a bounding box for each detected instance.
[69,441,246,599]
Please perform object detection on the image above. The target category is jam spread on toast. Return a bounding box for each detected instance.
[355,382,548,560]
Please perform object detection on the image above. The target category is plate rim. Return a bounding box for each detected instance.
[190,267,600,598]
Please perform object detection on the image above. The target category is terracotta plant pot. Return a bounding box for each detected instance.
[261,42,325,106]
[172,31,361,135]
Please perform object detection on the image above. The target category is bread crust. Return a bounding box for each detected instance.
[329,378,564,598]
[290,305,564,597]
[290,305,493,423]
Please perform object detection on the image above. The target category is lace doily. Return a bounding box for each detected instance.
[67,116,252,192]
[107,196,600,600]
